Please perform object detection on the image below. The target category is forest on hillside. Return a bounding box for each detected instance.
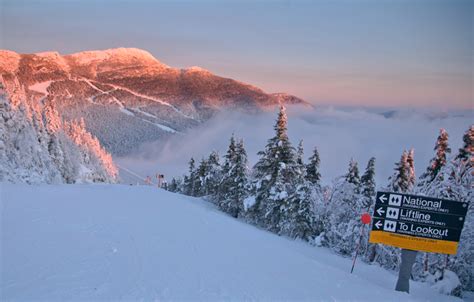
[167,106,474,296]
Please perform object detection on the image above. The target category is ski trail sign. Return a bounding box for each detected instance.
[369,191,469,255]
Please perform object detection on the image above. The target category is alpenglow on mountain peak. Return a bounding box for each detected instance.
[65,47,167,66]
[0,47,309,155]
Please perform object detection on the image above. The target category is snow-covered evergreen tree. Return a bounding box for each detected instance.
[416,125,474,292]
[322,159,362,255]
[407,148,416,190]
[195,158,209,196]
[43,100,81,183]
[294,140,306,183]
[217,135,237,202]
[305,147,321,187]
[64,118,118,182]
[219,139,249,218]
[375,150,417,270]
[414,129,452,280]
[167,177,182,193]
[0,90,59,183]
[296,140,304,167]
[278,140,316,240]
[0,84,117,184]
[455,125,473,162]
[360,157,376,210]
[183,157,196,196]
[417,129,451,192]
[359,157,376,261]
[205,151,221,196]
[387,150,414,193]
[345,158,360,189]
[250,106,299,233]
[281,181,317,240]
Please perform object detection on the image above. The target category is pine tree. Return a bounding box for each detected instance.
[375,150,416,270]
[407,148,416,190]
[280,182,316,240]
[224,134,237,169]
[205,151,221,196]
[418,129,451,192]
[279,140,316,240]
[295,140,306,182]
[455,125,473,162]
[296,140,304,166]
[43,100,79,183]
[183,157,196,196]
[168,177,181,193]
[359,157,376,262]
[416,125,474,292]
[0,80,115,184]
[64,118,118,182]
[217,135,237,204]
[387,150,413,193]
[360,157,376,209]
[323,159,362,255]
[251,106,299,232]
[220,139,250,218]
[305,147,321,187]
[195,158,209,196]
[415,130,451,279]
[345,158,360,189]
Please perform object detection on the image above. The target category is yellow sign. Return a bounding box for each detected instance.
[369,230,459,255]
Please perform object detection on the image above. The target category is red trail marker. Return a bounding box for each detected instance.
[351,213,372,274]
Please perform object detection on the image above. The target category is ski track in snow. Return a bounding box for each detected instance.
[82,79,181,132]
[0,184,463,301]
[141,119,177,133]
[119,107,134,116]
[26,78,184,136]
[104,82,195,120]
[131,107,178,133]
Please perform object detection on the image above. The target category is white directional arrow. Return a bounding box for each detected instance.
[376,207,385,216]
[379,194,387,203]
[375,220,383,229]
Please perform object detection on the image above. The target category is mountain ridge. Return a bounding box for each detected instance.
[0,47,310,155]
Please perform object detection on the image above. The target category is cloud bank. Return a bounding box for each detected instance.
[116,106,472,187]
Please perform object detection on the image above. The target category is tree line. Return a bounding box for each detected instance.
[167,106,473,295]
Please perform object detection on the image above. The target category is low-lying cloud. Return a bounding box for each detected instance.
[116,106,472,187]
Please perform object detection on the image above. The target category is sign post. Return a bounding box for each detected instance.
[350,213,372,274]
[369,191,469,293]
[395,249,418,293]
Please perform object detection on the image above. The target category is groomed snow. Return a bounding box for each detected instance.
[142,119,178,133]
[0,184,461,301]
[119,107,135,116]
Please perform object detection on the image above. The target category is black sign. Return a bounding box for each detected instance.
[372,218,463,242]
[373,205,466,229]
[372,191,468,242]
[376,191,468,216]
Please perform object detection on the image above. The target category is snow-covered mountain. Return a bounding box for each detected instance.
[0,48,309,155]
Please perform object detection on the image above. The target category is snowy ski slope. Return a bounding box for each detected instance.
[0,184,461,301]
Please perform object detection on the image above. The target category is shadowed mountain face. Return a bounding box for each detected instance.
[0,48,308,155]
